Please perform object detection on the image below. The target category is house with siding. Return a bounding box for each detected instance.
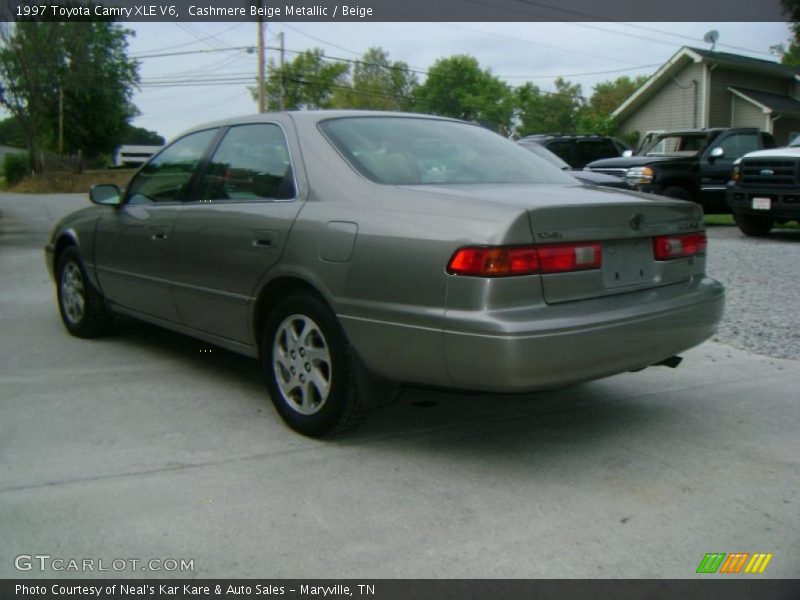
[613,46,800,146]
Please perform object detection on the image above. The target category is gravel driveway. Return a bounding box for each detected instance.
[706,224,800,359]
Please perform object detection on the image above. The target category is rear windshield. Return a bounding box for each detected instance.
[641,133,711,157]
[319,117,574,185]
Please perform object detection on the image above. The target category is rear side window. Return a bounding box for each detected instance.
[320,117,574,185]
[127,129,217,204]
[197,123,295,201]
[577,139,618,163]
[545,140,576,165]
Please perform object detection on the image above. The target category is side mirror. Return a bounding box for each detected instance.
[709,147,724,160]
[89,184,122,206]
[622,150,633,158]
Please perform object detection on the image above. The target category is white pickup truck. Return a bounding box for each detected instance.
[727,139,800,236]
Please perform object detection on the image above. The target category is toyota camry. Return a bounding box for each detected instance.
[45,111,724,436]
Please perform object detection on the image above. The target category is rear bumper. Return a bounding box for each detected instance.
[727,185,800,220]
[443,276,724,392]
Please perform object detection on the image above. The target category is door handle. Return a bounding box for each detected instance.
[151,232,169,241]
[252,238,273,248]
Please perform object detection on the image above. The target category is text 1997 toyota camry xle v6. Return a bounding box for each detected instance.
[46,112,724,436]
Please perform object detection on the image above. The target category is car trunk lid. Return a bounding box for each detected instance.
[526,190,706,304]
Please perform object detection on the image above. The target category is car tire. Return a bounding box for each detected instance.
[56,246,110,338]
[734,212,774,237]
[661,186,693,201]
[262,291,368,437]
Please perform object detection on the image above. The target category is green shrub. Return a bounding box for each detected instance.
[3,153,29,185]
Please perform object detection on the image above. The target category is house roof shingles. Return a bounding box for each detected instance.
[688,47,800,79]
[731,87,800,117]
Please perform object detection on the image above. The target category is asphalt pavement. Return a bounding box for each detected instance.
[1,192,798,579]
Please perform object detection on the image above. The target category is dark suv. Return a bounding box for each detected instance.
[586,128,776,213]
[519,134,629,169]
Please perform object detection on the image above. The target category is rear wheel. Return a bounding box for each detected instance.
[56,246,110,338]
[734,212,774,237]
[262,292,368,437]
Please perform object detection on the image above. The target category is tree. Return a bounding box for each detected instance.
[57,22,139,157]
[585,75,649,119]
[0,116,25,147]
[258,48,350,110]
[515,78,584,135]
[577,74,649,135]
[0,22,62,167]
[120,124,165,146]
[770,0,800,66]
[0,20,139,166]
[414,55,513,132]
[331,47,417,111]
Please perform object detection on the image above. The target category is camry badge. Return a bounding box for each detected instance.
[630,213,645,230]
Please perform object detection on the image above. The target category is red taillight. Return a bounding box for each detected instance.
[447,246,539,277]
[537,242,602,274]
[652,232,707,261]
[447,242,601,277]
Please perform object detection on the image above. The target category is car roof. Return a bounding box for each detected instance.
[654,128,759,135]
[521,133,615,140]
[180,110,466,136]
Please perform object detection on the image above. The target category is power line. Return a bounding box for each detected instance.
[455,0,776,60]
[278,23,363,57]
[137,43,657,86]
[441,22,643,66]
[130,22,246,58]
[614,22,774,57]
[132,46,255,59]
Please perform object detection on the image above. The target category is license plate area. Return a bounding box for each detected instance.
[602,239,655,288]
[752,196,772,210]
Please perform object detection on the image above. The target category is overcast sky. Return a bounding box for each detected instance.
[122,21,791,140]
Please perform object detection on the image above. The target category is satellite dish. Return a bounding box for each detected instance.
[704,30,719,51]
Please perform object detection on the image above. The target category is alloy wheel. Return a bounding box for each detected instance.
[272,314,332,415]
[60,262,85,325]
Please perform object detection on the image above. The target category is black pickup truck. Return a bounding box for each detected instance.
[586,128,776,213]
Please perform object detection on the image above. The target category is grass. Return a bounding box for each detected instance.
[704,214,735,227]
[704,213,799,230]
[8,169,135,194]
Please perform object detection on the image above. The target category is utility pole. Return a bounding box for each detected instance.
[278,31,285,111]
[257,14,265,112]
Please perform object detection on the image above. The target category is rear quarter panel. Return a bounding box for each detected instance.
[273,116,533,385]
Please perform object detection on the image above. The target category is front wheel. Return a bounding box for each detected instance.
[56,246,110,338]
[734,212,774,237]
[262,292,368,437]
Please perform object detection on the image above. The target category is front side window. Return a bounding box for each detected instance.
[320,117,574,185]
[716,133,760,160]
[197,123,295,201]
[126,129,218,204]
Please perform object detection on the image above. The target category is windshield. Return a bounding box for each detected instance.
[790,136,800,147]
[517,142,571,170]
[640,133,711,157]
[319,117,574,185]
